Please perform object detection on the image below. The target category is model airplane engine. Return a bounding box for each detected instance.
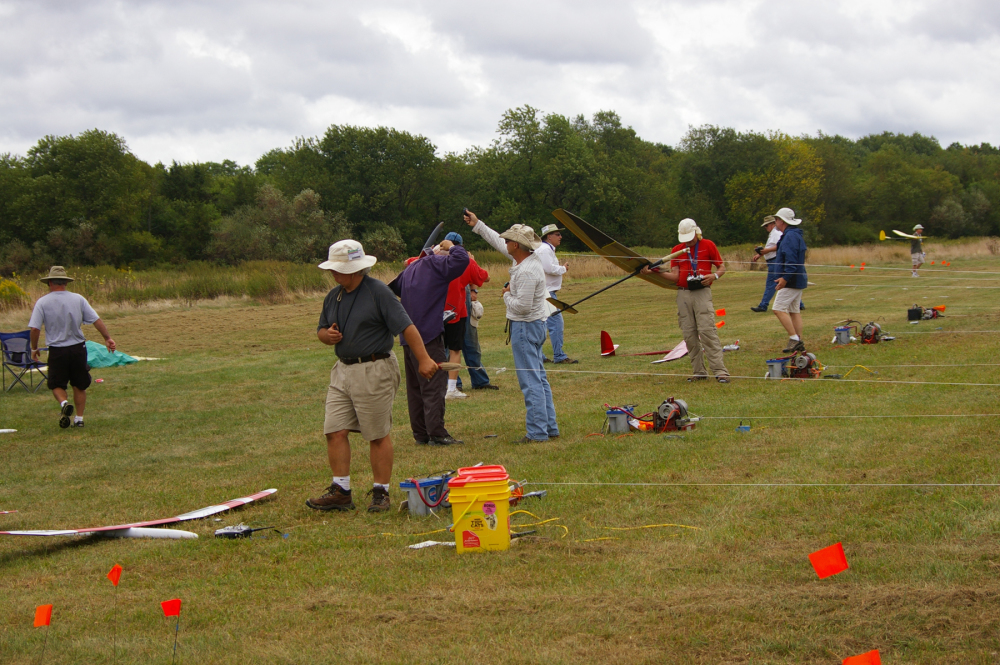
[860,322,882,344]
[654,398,696,432]
[789,352,821,379]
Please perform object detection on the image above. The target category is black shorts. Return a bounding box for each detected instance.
[443,318,467,351]
[46,343,91,391]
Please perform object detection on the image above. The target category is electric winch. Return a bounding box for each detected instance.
[860,321,882,344]
[765,351,823,379]
[605,398,698,433]
[832,319,894,345]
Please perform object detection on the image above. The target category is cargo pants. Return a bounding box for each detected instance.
[676,287,728,378]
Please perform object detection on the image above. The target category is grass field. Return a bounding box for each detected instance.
[1,246,1000,663]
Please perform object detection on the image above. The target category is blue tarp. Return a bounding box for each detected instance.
[85,340,138,368]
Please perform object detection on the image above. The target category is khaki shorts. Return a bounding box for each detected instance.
[911,252,926,263]
[773,287,803,313]
[324,353,401,440]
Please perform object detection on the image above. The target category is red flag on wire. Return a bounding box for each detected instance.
[161,599,182,617]
[843,649,881,664]
[107,564,123,587]
[34,604,53,627]
[809,542,849,579]
[715,321,725,328]
[715,308,725,316]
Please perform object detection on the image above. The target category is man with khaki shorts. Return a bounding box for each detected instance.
[770,208,809,353]
[306,240,438,513]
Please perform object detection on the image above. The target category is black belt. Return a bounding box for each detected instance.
[338,353,391,365]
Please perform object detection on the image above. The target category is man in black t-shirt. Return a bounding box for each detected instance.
[306,240,438,514]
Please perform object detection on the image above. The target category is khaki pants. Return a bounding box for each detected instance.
[676,288,728,378]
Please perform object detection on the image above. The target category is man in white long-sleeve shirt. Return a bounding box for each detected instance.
[464,210,559,443]
[536,224,577,364]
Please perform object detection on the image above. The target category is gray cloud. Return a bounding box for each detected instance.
[0,0,997,166]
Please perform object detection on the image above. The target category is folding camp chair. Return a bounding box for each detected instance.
[1,331,48,393]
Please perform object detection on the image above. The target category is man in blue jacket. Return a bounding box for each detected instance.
[771,208,808,352]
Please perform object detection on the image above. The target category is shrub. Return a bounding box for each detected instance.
[0,279,29,311]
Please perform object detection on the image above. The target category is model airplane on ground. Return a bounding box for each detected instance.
[547,209,683,314]
[0,489,276,540]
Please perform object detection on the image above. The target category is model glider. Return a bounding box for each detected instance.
[0,510,16,515]
[881,230,928,241]
[0,489,276,540]
[651,340,689,364]
[600,331,671,357]
[548,209,684,314]
[418,222,445,257]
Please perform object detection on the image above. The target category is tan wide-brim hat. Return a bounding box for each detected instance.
[539,223,564,239]
[499,224,542,250]
[318,239,378,273]
[39,266,74,283]
[761,215,776,227]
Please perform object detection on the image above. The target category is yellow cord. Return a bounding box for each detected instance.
[603,523,701,531]
[510,510,542,520]
[843,364,876,379]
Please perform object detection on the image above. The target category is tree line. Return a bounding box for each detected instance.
[2,106,998,274]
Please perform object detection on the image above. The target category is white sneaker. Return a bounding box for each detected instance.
[912,272,919,277]
[445,389,468,400]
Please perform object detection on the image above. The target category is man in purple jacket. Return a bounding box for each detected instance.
[390,239,470,445]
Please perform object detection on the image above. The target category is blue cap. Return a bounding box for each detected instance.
[444,232,463,245]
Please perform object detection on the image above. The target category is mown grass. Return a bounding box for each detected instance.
[0,244,999,663]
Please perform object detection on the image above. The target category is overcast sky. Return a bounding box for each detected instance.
[1,0,997,167]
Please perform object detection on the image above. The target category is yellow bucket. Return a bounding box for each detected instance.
[448,465,511,553]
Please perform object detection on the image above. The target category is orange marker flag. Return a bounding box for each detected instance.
[34,604,53,627]
[108,564,123,586]
[849,264,855,268]
[843,649,881,664]
[930,261,935,265]
[715,308,726,316]
[861,262,866,266]
[932,305,946,312]
[161,598,182,617]
[809,542,848,579]
[715,321,725,328]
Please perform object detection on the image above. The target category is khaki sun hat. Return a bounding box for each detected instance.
[318,239,378,273]
[774,208,801,225]
[539,223,563,239]
[678,218,701,243]
[39,266,75,283]
[499,224,542,251]
[761,215,776,227]
[913,224,924,231]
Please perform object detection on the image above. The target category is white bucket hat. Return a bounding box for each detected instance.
[318,239,378,273]
[913,224,924,231]
[677,218,701,243]
[539,223,563,239]
[499,224,542,250]
[774,208,801,225]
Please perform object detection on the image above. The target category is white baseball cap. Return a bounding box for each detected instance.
[774,208,801,225]
[318,239,378,273]
[678,218,701,243]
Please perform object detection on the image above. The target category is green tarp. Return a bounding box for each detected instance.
[85,340,138,368]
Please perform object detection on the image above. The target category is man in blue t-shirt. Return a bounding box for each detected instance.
[29,266,116,429]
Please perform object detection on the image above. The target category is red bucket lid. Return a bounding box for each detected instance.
[447,465,509,487]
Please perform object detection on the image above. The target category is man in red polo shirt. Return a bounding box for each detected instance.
[643,218,729,383]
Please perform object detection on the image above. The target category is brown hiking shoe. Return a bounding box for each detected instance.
[305,484,355,512]
[367,487,390,513]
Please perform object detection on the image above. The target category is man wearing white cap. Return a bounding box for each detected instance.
[536,223,577,364]
[910,225,925,277]
[770,208,809,353]
[644,219,729,382]
[464,210,559,442]
[307,239,438,514]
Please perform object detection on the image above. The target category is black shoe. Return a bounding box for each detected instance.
[554,358,579,364]
[415,438,429,445]
[73,420,84,428]
[429,435,464,446]
[472,384,499,390]
[782,340,806,353]
[543,357,553,363]
[59,403,74,429]
[799,303,806,310]
[512,435,547,443]
[686,375,708,382]
[750,306,767,312]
